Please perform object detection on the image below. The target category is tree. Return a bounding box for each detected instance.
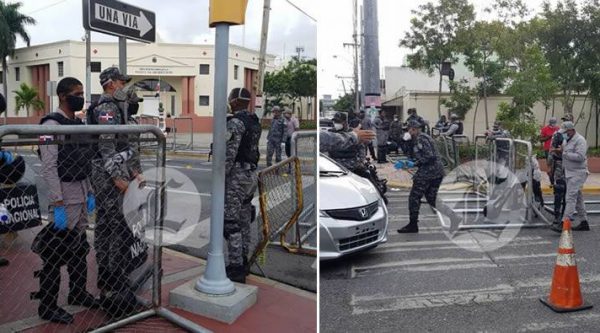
[263,57,317,119]
[537,0,585,115]
[333,92,355,112]
[459,21,509,129]
[0,1,36,107]
[13,82,44,120]
[400,0,475,118]
[441,79,474,120]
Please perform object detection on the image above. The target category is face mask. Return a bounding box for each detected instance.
[113,88,127,102]
[334,123,344,131]
[562,133,568,141]
[403,132,412,141]
[128,103,139,115]
[66,95,84,112]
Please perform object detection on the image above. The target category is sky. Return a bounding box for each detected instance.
[12,0,317,64]
[317,0,576,99]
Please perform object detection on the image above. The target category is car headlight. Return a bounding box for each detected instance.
[319,210,330,217]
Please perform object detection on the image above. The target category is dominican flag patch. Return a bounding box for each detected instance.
[38,135,54,143]
[98,111,115,124]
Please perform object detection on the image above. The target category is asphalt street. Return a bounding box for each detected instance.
[320,190,600,333]
[18,150,315,291]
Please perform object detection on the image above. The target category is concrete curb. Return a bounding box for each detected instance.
[388,180,600,194]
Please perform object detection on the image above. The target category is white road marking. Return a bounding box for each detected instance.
[372,240,552,254]
[377,236,545,249]
[350,274,600,315]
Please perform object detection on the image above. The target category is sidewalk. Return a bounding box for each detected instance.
[380,162,600,194]
[0,227,316,333]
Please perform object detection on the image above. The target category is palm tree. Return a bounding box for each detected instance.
[13,82,44,121]
[0,1,36,116]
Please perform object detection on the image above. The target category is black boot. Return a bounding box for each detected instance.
[226,265,246,284]
[39,306,74,324]
[572,220,590,231]
[397,223,418,233]
[0,256,8,266]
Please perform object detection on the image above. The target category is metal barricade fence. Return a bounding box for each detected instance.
[171,117,194,151]
[290,131,317,253]
[249,157,306,269]
[0,125,206,332]
[514,139,551,226]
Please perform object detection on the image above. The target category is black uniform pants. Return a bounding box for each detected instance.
[366,142,376,160]
[285,137,292,158]
[377,145,387,163]
[408,176,460,227]
[38,234,88,314]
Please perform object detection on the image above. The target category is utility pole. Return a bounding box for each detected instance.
[352,0,359,115]
[363,0,381,110]
[256,0,271,119]
[360,4,366,110]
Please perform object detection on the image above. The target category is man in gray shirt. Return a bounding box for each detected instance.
[551,121,590,232]
[358,110,376,159]
[37,77,98,324]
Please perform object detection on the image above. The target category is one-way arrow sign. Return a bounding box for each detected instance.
[83,0,156,43]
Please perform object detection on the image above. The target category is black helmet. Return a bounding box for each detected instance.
[332,112,348,124]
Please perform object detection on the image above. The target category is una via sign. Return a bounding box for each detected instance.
[83,0,156,43]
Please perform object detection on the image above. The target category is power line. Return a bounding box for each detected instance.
[284,0,317,22]
[26,0,71,15]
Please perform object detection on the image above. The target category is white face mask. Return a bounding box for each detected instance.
[403,132,412,141]
[334,123,344,131]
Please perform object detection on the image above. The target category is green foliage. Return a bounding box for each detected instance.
[441,79,474,119]
[496,102,538,140]
[13,82,44,117]
[332,92,355,113]
[263,57,317,113]
[0,1,36,97]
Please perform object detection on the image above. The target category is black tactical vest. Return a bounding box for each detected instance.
[231,111,262,165]
[40,113,93,182]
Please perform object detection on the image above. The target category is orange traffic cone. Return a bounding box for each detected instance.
[540,218,593,312]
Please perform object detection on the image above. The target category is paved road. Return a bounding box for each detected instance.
[320,190,600,333]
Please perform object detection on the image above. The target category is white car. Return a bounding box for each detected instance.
[319,154,388,260]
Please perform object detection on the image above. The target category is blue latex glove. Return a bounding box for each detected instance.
[0,151,14,165]
[406,160,415,168]
[87,193,96,214]
[53,206,67,231]
[394,160,405,170]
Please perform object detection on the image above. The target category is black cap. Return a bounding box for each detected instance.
[228,87,251,101]
[407,120,421,129]
[332,112,347,123]
[100,67,131,86]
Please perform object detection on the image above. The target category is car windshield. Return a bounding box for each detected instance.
[319,155,347,175]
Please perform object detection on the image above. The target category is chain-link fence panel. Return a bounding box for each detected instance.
[290,131,317,252]
[249,157,307,269]
[169,117,194,151]
[0,125,204,332]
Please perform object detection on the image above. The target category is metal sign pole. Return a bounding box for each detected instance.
[85,30,92,104]
[119,37,127,75]
[196,22,235,295]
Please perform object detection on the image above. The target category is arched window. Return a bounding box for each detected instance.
[133,79,176,92]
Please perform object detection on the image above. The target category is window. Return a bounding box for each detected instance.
[234,65,239,80]
[199,95,210,106]
[199,64,210,75]
[57,61,64,77]
[15,67,20,81]
[91,62,102,73]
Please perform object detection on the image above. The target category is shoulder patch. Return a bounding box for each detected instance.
[98,110,116,124]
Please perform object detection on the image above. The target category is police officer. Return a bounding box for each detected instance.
[549,115,572,225]
[358,110,377,159]
[398,121,460,233]
[225,88,262,283]
[0,92,7,267]
[405,108,426,131]
[327,112,366,172]
[551,121,590,232]
[90,67,145,311]
[389,114,403,153]
[373,109,390,163]
[320,127,376,152]
[266,106,287,166]
[36,77,98,324]
[441,114,463,137]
